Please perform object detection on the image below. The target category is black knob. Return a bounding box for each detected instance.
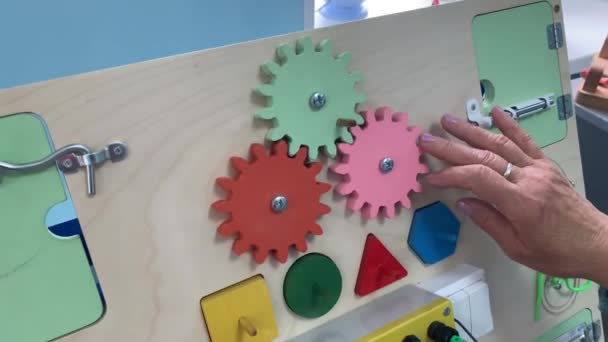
[428,321,460,342]
[403,335,422,342]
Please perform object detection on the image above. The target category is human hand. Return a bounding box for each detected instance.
[418,107,608,285]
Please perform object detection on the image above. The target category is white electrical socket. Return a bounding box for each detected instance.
[417,264,495,339]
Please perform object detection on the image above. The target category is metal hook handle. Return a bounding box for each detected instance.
[0,142,127,196]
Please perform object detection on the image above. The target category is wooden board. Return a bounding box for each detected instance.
[0,0,599,341]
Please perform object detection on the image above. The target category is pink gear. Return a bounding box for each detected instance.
[331,106,429,219]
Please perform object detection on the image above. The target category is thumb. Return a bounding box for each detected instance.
[457,198,521,257]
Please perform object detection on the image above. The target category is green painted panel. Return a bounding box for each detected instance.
[0,113,103,340]
[472,1,567,147]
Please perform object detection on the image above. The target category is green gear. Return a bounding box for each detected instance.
[255,36,367,160]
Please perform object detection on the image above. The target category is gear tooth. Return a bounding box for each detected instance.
[324,143,337,158]
[261,61,281,77]
[336,181,354,195]
[294,147,307,163]
[362,110,375,124]
[308,146,320,160]
[331,163,349,176]
[340,129,354,144]
[376,106,393,121]
[212,200,232,213]
[289,141,302,157]
[255,106,276,120]
[318,39,334,55]
[384,205,396,219]
[337,143,353,155]
[216,177,235,192]
[307,162,323,176]
[318,203,332,215]
[349,125,362,137]
[400,196,413,209]
[230,157,250,173]
[310,223,323,235]
[419,163,430,174]
[267,128,286,142]
[364,204,380,219]
[349,71,363,84]
[353,113,365,125]
[233,239,251,255]
[411,182,423,193]
[217,221,238,236]
[256,84,274,97]
[274,247,289,263]
[296,36,314,55]
[336,51,353,68]
[409,126,422,136]
[347,194,365,211]
[277,43,294,62]
[393,112,408,123]
[294,238,308,252]
[250,144,268,160]
[317,182,332,194]
[272,140,289,156]
[253,248,269,264]
[355,92,367,104]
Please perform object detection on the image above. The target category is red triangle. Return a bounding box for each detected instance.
[355,234,408,297]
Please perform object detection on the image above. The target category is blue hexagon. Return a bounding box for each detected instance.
[408,202,461,265]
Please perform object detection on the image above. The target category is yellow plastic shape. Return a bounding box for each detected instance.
[201,275,278,342]
[358,297,455,342]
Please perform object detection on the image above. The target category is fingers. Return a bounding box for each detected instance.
[457,198,521,257]
[440,113,533,167]
[490,107,544,159]
[419,133,511,175]
[425,164,519,212]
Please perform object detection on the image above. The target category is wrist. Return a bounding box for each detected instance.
[583,211,608,287]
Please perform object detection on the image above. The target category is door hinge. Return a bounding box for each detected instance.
[557,94,573,120]
[547,23,564,49]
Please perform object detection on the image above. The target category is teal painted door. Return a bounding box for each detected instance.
[472,1,567,147]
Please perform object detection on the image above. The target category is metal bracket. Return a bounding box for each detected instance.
[0,141,128,197]
[557,94,573,120]
[547,23,564,50]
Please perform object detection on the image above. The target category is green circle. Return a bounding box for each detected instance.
[283,253,342,318]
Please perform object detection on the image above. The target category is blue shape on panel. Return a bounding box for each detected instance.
[408,202,461,265]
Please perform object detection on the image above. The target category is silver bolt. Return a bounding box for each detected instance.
[309,92,327,110]
[379,157,394,173]
[113,145,124,156]
[443,307,451,317]
[62,158,74,169]
[271,196,288,213]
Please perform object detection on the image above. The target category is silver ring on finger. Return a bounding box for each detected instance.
[503,162,513,180]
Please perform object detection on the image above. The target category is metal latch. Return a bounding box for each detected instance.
[466,94,557,128]
[557,94,573,120]
[0,141,128,197]
[503,93,556,121]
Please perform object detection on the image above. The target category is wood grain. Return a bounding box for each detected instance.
[0,0,596,341]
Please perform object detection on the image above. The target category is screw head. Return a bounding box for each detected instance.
[271,196,288,213]
[379,157,394,173]
[62,158,74,169]
[309,92,327,110]
[443,307,451,317]
[113,145,124,156]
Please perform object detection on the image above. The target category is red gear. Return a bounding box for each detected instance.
[212,141,331,264]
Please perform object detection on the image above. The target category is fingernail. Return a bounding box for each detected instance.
[443,113,459,125]
[457,200,473,217]
[419,133,434,143]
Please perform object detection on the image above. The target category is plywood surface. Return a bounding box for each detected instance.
[0,0,598,341]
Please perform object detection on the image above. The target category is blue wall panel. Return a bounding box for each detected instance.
[0,1,305,88]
